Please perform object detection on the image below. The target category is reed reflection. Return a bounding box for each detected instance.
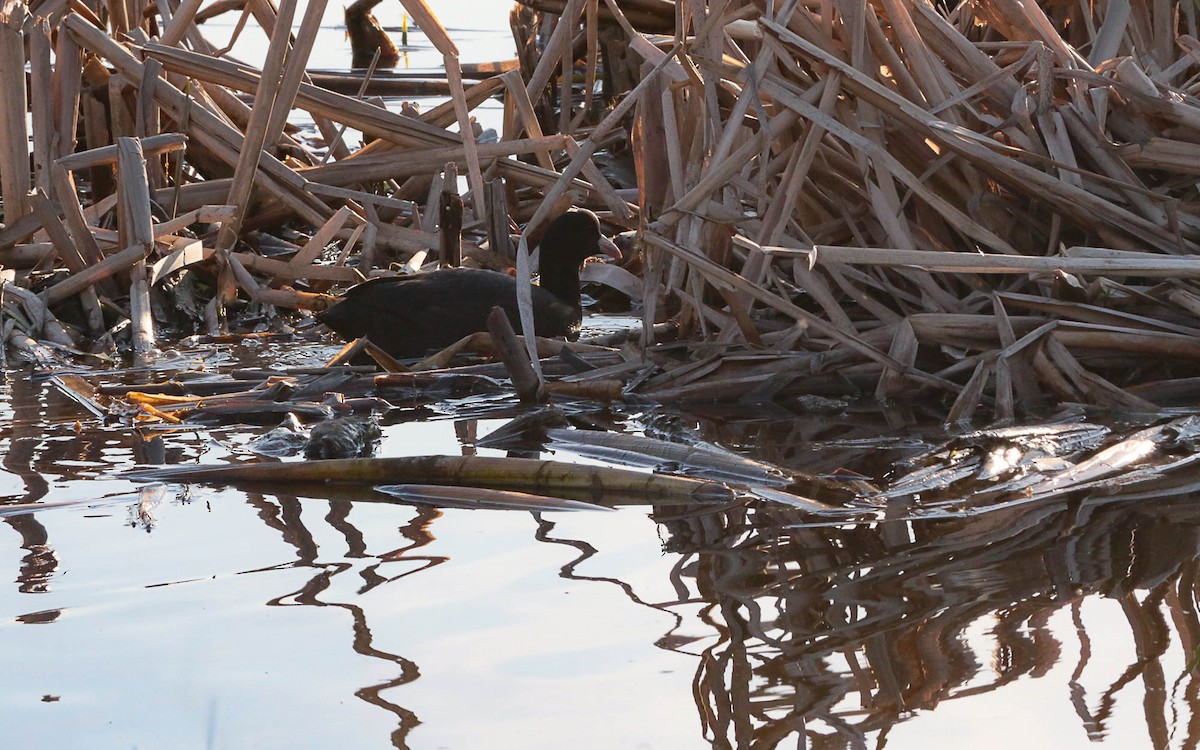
[12,372,1200,750]
[241,489,446,749]
[653,487,1200,749]
[3,372,200,596]
[3,374,57,594]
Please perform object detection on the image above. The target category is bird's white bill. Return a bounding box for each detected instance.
[598,234,623,259]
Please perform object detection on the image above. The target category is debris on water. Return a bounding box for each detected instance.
[747,487,858,514]
[882,421,1114,499]
[861,415,1200,520]
[305,416,383,459]
[374,483,611,512]
[131,483,168,531]
[544,426,797,487]
[126,454,739,506]
[475,406,571,448]
[248,414,311,457]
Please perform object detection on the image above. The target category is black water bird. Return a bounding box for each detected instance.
[316,209,622,358]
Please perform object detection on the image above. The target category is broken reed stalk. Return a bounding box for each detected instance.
[438,162,463,267]
[117,137,157,357]
[486,305,545,402]
[127,454,734,503]
[215,0,301,252]
[0,0,31,220]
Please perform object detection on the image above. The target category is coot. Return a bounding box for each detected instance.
[317,209,622,358]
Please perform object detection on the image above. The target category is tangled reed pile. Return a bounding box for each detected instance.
[622,0,1200,417]
[3,0,1200,418]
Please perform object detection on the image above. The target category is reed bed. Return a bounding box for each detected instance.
[621,0,1200,417]
[2,0,1200,418]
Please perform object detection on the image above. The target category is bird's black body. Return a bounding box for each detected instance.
[317,267,582,358]
[317,210,620,359]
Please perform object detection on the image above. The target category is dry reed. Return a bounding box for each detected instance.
[3,0,1200,416]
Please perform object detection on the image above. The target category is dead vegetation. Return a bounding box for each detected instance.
[2,0,1200,420]
[622,0,1200,418]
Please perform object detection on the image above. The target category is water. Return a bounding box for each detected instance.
[7,354,1200,749]
[5,3,1200,749]
[0,365,703,748]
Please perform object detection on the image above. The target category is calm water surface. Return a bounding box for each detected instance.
[4,3,1200,749]
[3,344,1199,749]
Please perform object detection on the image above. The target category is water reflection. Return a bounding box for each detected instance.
[654,483,1200,748]
[0,372,187,595]
[5,370,1200,748]
[4,374,57,595]
[122,459,1200,746]
[253,490,429,748]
